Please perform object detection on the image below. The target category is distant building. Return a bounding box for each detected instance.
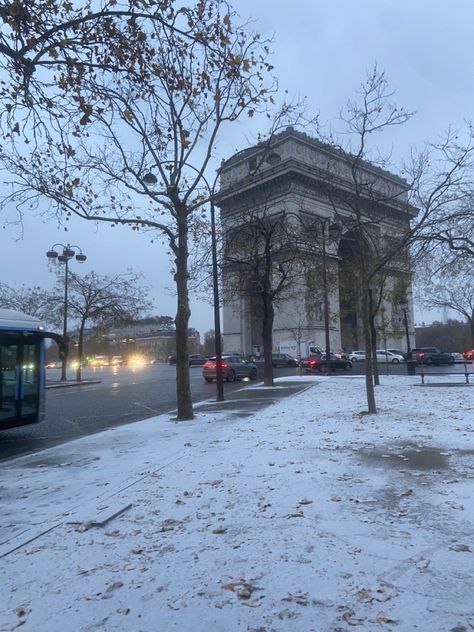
[79,318,200,361]
[216,127,416,355]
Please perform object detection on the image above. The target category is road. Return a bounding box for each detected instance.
[0,361,468,461]
[0,362,299,461]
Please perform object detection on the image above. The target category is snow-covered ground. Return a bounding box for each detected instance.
[1,374,473,632]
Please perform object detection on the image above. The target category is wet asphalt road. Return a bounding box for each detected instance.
[0,361,469,462]
[0,362,299,461]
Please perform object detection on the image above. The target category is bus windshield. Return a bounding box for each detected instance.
[0,309,64,431]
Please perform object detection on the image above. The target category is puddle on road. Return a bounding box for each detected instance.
[360,445,449,470]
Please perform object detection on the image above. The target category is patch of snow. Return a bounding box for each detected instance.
[1,376,473,631]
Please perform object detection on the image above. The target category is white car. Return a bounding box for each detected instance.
[376,350,405,364]
[349,351,366,362]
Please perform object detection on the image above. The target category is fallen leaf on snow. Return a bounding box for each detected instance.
[412,555,430,570]
[212,527,227,534]
[297,498,313,506]
[355,589,373,603]
[75,521,93,532]
[105,530,120,537]
[241,597,263,607]
[160,519,182,532]
[372,611,400,625]
[342,610,365,625]
[116,607,130,615]
[374,583,398,602]
[331,496,342,502]
[221,577,261,600]
[446,502,464,511]
[449,543,471,552]
[282,592,310,606]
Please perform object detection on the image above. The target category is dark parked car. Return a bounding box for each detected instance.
[305,353,352,372]
[168,354,208,366]
[202,355,258,382]
[188,353,208,366]
[410,347,455,365]
[272,353,298,367]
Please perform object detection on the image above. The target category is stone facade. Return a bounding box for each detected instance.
[216,128,417,357]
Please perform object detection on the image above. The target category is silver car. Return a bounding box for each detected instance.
[202,355,258,383]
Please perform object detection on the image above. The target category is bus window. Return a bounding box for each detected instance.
[0,309,64,431]
[0,342,19,423]
[0,335,42,429]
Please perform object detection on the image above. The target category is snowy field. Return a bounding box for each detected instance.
[1,374,473,632]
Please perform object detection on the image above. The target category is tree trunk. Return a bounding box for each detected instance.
[369,290,379,386]
[361,282,377,413]
[76,319,86,382]
[174,206,193,420]
[261,294,274,387]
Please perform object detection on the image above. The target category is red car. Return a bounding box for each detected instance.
[463,349,474,362]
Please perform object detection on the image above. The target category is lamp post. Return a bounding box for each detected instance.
[142,165,224,401]
[316,219,340,375]
[400,302,415,375]
[46,243,87,381]
[209,194,224,401]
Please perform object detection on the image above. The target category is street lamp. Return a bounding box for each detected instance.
[400,302,416,375]
[316,219,340,375]
[209,192,224,402]
[46,243,87,381]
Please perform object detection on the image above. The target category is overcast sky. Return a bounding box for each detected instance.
[2,0,473,333]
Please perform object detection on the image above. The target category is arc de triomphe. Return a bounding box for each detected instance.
[216,127,417,357]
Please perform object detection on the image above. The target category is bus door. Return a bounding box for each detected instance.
[0,334,43,430]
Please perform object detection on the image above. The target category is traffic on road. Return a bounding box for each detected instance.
[0,359,471,462]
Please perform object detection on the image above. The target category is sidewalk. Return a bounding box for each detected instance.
[1,375,473,631]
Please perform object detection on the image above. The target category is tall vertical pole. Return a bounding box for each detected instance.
[322,228,331,375]
[211,200,224,401]
[403,307,411,356]
[403,306,415,375]
[60,255,69,381]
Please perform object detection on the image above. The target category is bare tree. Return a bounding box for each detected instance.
[223,203,304,386]
[318,66,474,413]
[0,0,238,127]
[0,281,53,322]
[417,259,474,346]
[0,3,275,419]
[49,270,152,381]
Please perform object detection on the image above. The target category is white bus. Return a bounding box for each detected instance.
[0,309,65,430]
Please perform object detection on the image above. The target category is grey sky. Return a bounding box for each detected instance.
[2,0,473,333]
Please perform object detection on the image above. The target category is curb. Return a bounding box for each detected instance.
[45,380,102,389]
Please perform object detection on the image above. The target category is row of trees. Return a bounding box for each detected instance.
[0,2,473,416]
[0,270,152,380]
[415,321,473,353]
